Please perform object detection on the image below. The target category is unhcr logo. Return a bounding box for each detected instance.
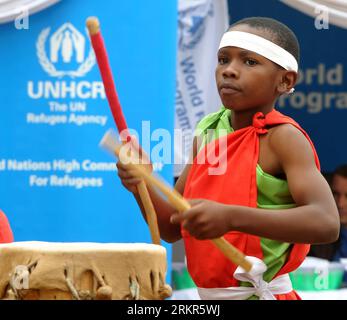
[36,23,96,78]
[28,23,104,99]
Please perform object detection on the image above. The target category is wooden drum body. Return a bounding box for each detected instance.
[0,242,172,300]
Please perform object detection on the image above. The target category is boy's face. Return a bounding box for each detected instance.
[215,24,293,112]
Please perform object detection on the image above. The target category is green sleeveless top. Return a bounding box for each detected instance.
[195,106,296,282]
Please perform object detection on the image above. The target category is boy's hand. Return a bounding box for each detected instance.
[170,199,231,240]
[116,136,152,194]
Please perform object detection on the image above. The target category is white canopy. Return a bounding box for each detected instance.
[280,0,347,29]
[0,0,60,24]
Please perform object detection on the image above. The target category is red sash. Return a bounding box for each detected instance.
[183,110,319,289]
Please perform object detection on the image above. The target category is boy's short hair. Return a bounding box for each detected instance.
[230,17,300,64]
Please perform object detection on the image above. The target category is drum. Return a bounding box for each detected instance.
[0,241,172,300]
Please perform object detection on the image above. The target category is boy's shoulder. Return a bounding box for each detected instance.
[268,123,302,138]
[267,123,315,162]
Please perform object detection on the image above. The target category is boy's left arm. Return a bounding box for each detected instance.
[255,124,340,243]
[171,125,340,244]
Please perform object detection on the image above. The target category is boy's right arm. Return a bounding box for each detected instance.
[116,137,198,243]
[117,160,181,243]
[175,136,198,194]
[134,185,182,243]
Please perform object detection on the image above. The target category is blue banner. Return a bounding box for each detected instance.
[228,0,347,172]
[0,0,177,275]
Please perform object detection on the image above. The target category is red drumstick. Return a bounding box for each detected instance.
[87,18,128,136]
[86,17,161,245]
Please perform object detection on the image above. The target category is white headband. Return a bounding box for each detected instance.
[219,31,298,72]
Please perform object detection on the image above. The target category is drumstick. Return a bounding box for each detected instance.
[86,17,161,245]
[100,130,253,272]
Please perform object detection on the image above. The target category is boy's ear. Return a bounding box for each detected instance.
[277,71,298,94]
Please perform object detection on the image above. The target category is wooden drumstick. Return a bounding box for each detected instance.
[100,130,253,272]
[86,17,161,245]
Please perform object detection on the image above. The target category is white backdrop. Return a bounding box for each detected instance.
[174,0,229,177]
